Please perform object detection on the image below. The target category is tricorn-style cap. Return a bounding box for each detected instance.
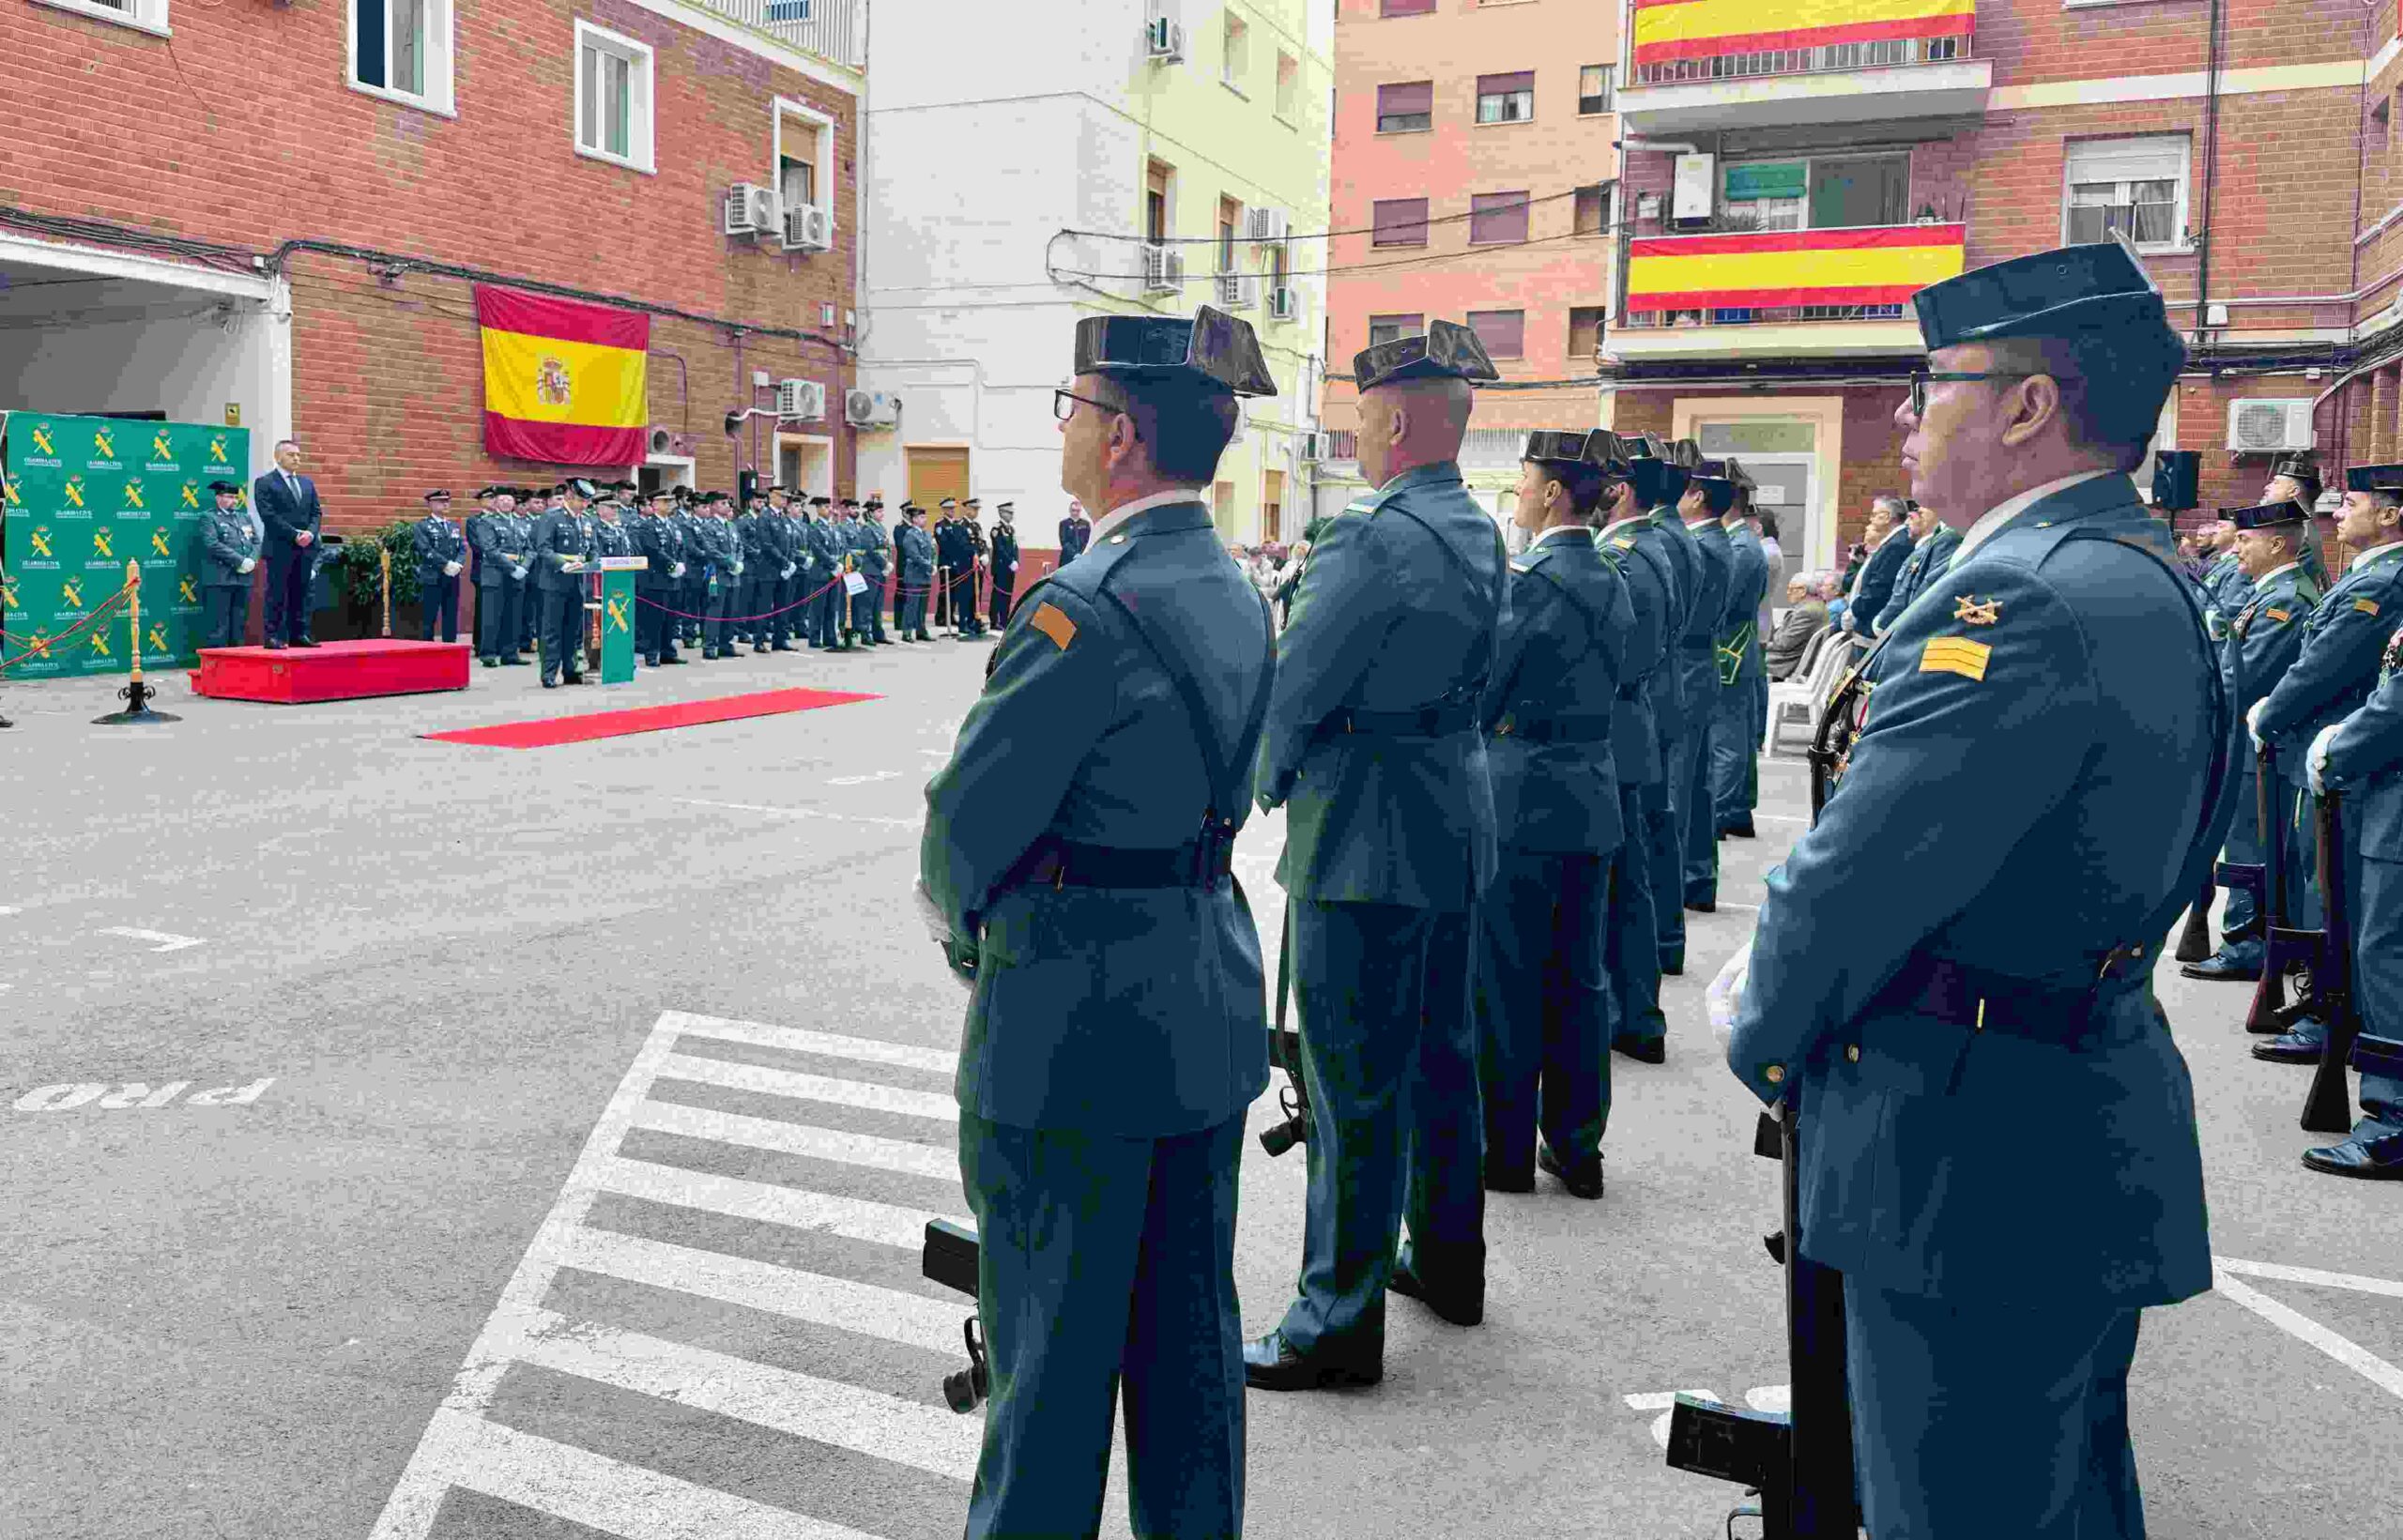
[424,489,452,501]
[2268,454,2321,486]
[1354,318,1499,393]
[1522,430,1594,465]
[2346,463,2403,493]
[810,495,832,507]
[565,479,598,498]
[1074,305,1278,396]
[207,480,242,495]
[2227,500,2309,529]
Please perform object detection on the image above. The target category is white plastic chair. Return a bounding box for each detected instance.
[1767,629,1857,755]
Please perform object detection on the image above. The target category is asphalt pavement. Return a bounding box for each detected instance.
[0,638,2395,1539]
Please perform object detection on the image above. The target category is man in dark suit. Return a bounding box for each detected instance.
[1058,500,1093,565]
[252,438,324,648]
[1839,495,1914,635]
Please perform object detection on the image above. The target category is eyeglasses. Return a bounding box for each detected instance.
[1053,388,1124,423]
[1906,369,2082,418]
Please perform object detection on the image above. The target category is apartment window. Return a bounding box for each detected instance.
[1470,191,1530,245]
[1276,52,1300,121]
[1578,64,1615,115]
[1218,197,1243,272]
[1222,11,1248,92]
[1467,310,1524,359]
[2064,136,2190,251]
[1476,71,1534,125]
[1574,184,1612,236]
[775,99,834,216]
[1722,155,1906,232]
[1146,160,1174,244]
[350,0,454,113]
[1263,470,1285,543]
[1368,313,1425,347]
[1269,240,1290,295]
[31,0,171,38]
[574,21,656,173]
[1381,0,1437,13]
[1376,81,1433,133]
[1568,306,1606,361]
[1371,198,1430,248]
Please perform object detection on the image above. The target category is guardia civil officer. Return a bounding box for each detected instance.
[961,498,993,638]
[531,480,599,687]
[1703,460,1768,846]
[470,487,523,666]
[816,498,854,651]
[1870,496,1962,638]
[197,481,261,648]
[2250,464,2403,1063]
[896,503,935,640]
[411,490,467,643]
[631,490,686,666]
[2303,616,2403,1178]
[666,492,707,656]
[921,305,1277,1539]
[989,502,1021,629]
[2262,452,2334,591]
[1671,447,1734,912]
[857,500,893,644]
[1249,318,1505,1380]
[2181,501,2319,982]
[935,497,972,635]
[1614,435,1699,1003]
[1727,242,2232,1539]
[2197,511,2250,638]
[1477,429,1634,1199]
[517,489,549,659]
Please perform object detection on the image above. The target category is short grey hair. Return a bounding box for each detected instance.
[1871,495,1909,521]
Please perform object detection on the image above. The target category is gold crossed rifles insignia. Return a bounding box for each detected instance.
[1951,594,2000,626]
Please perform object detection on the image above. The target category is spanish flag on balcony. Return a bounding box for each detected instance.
[475,284,650,466]
[1625,224,1967,313]
[1631,0,1973,66]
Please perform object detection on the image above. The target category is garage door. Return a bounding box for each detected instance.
[905,446,970,508]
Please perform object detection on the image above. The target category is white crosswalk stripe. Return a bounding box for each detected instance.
[371,1010,983,1540]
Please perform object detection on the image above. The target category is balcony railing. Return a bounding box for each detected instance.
[1631,34,1968,88]
[695,0,865,69]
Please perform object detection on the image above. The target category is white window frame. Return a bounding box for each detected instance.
[2060,135,2191,253]
[1222,10,1249,95]
[345,0,456,116]
[773,98,838,220]
[29,0,171,39]
[574,19,657,175]
[1275,51,1300,124]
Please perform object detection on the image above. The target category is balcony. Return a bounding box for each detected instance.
[1617,9,1989,134]
[1611,222,1963,359]
[693,0,865,70]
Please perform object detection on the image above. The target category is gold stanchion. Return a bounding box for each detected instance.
[95,558,177,724]
[379,545,392,638]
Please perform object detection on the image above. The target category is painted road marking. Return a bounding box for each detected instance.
[2213,1256,2403,1300]
[95,926,204,953]
[2213,1266,2403,1403]
[10,1078,269,1112]
[830,770,900,785]
[372,1009,976,1540]
[1623,1389,1721,1450]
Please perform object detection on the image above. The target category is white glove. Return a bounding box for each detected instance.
[510,564,527,581]
[2308,722,2342,795]
[2245,698,2267,750]
[237,557,256,574]
[671,562,686,579]
[1707,940,1753,1053]
[443,560,462,577]
[733,561,746,576]
[782,565,795,580]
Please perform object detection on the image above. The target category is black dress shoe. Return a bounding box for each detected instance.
[916,632,933,642]
[503,655,528,665]
[1482,1164,1535,1195]
[772,643,795,652]
[2252,1022,2328,1064]
[1722,819,1757,838]
[662,655,686,664]
[1242,1330,1380,1391]
[482,657,498,669]
[1538,1140,1604,1199]
[1389,1258,1483,1326]
[1613,1036,1666,1066]
[562,673,585,686]
[1685,896,1717,914]
[290,638,320,648]
[265,640,286,650]
[1661,955,1685,977]
[2301,1127,2403,1180]
[541,679,558,689]
[2180,953,2262,983]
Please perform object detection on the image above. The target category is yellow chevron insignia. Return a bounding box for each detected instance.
[2266,607,2290,622]
[1029,601,1077,651]
[2356,598,2381,618]
[1920,636,1992,682]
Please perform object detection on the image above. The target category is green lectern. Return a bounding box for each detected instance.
[592,555,648,685]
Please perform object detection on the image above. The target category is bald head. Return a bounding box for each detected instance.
[1357,376,1475,489]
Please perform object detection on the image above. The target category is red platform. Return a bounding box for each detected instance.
[191,639,472,703]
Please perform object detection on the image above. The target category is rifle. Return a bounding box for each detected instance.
[1259,896,1310,1158]
[920,1218,990,1413]
[2246,745,2331,1035]
[2302,790,2362,1135]
[2197,741,2271,968]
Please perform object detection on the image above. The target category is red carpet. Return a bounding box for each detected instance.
[421,686,880,749]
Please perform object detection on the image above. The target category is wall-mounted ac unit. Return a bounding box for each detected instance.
[723,183,781,237]
[2226,399,2315,453]
[1142,245,1185,296]
[845,389,902,428]
[1247,207,1290,244]
[1214,272,1258,310]
[782,205,835,252]
[646,426,695,458]
[1145,14,1185,62]
[1298,431,1324,464]
[1268,286,1297,321]
[775,379,827,420]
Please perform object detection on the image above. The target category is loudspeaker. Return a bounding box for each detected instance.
[2152,450,2200,511]
[738,468,760,506]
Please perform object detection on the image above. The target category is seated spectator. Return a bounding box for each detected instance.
[1764,573,1831,680]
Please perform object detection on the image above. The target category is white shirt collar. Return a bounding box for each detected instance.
[2252,560,2300,586]
[1089,486,1206,546]
[1598,511,1648,538]
[1955,468,2119,564]
[1530,524,1593,550]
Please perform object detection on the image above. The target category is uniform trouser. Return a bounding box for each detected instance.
[2351,858,2403,1132]
[537,587,583,681]
[1712,664,1760,827]
[263,546,314,644]
[773,574,803,645]
[1679,650,1722,902]
[477,583,519,661]
[2210,756,2269,965]
[704,580,740,655]
[420,573,459,642]
[203,584,250,648]
[1280,900,1484,1356]
[1846,1286,2145,1540]
[635,587,668,659]
[959,1110,1246,1540]
[520,575,543,652]
[740,578,776,648]
[1604,782,1668,1048]
[1648,732,1689,968]
[854,577,887,640]
[900,580,928,636]
[991,576,1016,631]
[1477,846,1615,1181]
[933,565,951,627]
[815,581,846,646]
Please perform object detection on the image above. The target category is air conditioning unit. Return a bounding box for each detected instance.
[1298,431,1324,464]
[2226,399,2315,453]
[647,426,692,458]
[1247,207,1290,244]
[845,389,902,428]
[781,205,835,252]
[1142,245,1185,296]
[1145,15,1185,62]
[775,379,827,420]
[1215,272,1258,310]
[722,183,781,237]
[1267,286,1297,321]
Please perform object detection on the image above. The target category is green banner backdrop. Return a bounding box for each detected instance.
[2,413,243,678]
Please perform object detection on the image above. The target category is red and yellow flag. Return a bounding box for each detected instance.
[1631,0,1973,66]
[474,284,650,465]
[1625,223,1966,313]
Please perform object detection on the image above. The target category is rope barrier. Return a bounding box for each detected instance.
[0,577,137,677]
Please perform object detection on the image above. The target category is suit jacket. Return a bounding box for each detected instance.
[1763,601,1829,681]
[411,515,467,581]
[1257,460,1506,911]
[2322,622,2403,860]
[1059,516,1092,563]
[529,510,593,593]
[1481,527,1634,855]
[252,468,323,551]
[1873,525,1964,636]
[1596,515,1672,788]
[898,524,936,584]
[1618,511,1694,756]
[1731,473,2229,1304]
[923,498,1274,1136]
[1845,526,1914,633]
[198,507,261,587]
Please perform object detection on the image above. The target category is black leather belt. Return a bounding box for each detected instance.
[1867,951,2153,1047]
[1004,837,1232,891]
[1492,714,1613,744]
[1324,700,1477,739]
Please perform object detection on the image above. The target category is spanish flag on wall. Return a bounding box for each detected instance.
[474,284,650,466]
[1631,0,1973,66]
[1625,224,1967,313]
